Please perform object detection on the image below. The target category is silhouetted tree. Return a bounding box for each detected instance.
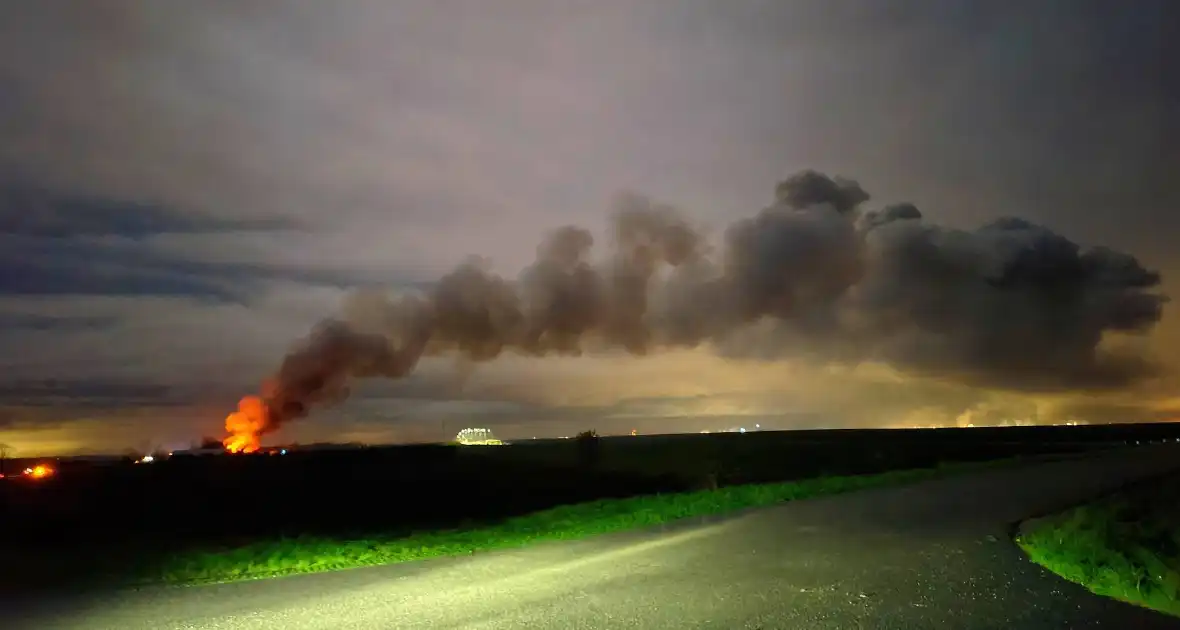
[0,443,11,477]
[198,436,223,450]
[575,429,601,468]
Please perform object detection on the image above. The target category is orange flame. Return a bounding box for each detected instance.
[25,464,53,479]
[223,395,269,453]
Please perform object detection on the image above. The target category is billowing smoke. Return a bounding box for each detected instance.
[244,170,1167,434]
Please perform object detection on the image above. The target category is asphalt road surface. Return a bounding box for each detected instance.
[11,445,1180,630]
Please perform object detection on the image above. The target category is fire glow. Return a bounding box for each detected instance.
[223,395,269,453]
[24,464,53,479]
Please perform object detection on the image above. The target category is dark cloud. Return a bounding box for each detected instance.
[0,379,181,407]
[773,170,870,214]
[0,181,295,238]
[0,236,421,301]
[0,182,341,302]
[0,235,246,301]
[0,184,410,303]
[859,203,922,230]
[843,212,1167,390]
[0,313,117,331]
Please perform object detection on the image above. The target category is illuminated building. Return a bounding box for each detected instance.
[455,427,504,445]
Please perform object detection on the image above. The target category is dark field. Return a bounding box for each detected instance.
[3,423,1178,592]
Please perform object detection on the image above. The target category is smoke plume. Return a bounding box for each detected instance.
[246,170,1167,433]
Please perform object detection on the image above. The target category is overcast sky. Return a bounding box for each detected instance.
[1,0,1176,456]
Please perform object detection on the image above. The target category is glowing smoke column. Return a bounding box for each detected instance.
[223,169,1168,447]
[223,295,434,451]
[603,192,708,352]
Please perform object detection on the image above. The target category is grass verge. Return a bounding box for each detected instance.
[1016,490,1180,617]
[136,458,1028,587]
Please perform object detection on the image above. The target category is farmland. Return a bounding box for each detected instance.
[3,422,1178,592]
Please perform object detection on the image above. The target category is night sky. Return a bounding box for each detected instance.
[1,1,1176,456]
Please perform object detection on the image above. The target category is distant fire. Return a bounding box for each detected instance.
[223,395,269,453]
[24,464,53,479]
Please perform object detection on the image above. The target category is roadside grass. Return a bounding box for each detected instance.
[1016,495,1180,617]
[139,458,1022,587]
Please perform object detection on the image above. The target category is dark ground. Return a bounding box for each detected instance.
[2,423,1179,593]
[8,443,1180,629]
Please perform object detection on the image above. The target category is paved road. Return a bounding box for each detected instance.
[11,445,1180,630]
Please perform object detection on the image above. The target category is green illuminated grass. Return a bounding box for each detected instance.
[140,460,1013,586]
[1016,496,1180,617]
